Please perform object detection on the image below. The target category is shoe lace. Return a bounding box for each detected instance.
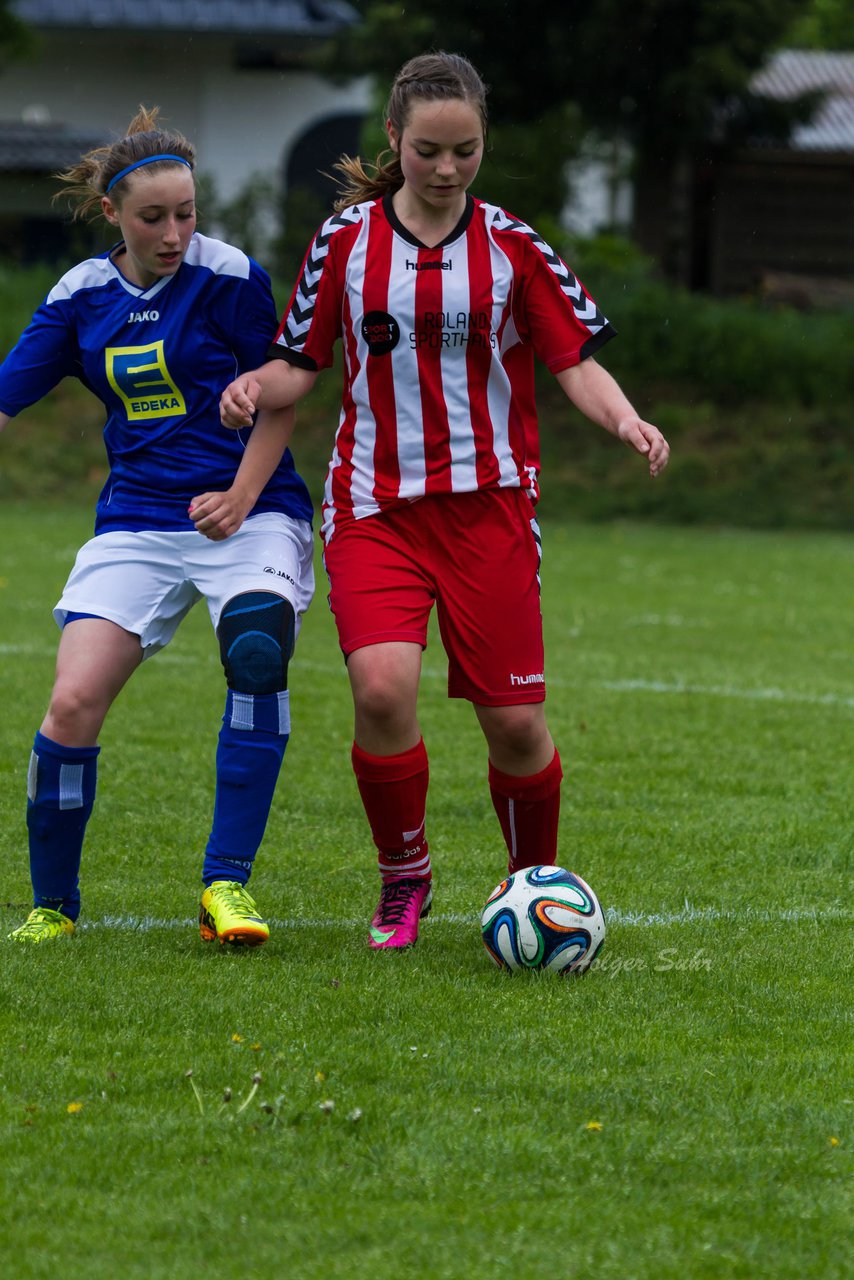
[211,883,258,920]
[376,880,423,926]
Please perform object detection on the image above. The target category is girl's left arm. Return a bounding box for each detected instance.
[556,357,670,478]
[189,404,295,541]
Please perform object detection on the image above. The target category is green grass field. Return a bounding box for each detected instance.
[0,503,850,1279]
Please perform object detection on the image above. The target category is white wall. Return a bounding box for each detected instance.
[0,30,370,204]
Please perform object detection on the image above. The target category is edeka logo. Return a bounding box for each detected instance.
[361,311,400,357]
[106,340,186,421]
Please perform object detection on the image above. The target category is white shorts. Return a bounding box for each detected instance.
[54,513,315,659]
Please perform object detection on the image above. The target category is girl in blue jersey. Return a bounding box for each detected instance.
[0,107,314,946]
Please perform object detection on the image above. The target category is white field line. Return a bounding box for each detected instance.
[596,678,854,710]
[4,645,850,711]
[77,903,852,934]
[294,660,854,709]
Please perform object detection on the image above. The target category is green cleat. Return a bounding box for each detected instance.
[199,880,269,947]
[9,907,75,943]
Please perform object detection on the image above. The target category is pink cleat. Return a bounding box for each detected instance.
[368,878,432,949]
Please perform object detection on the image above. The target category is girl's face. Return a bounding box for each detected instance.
[388,97,484,216]
[101,167,196,288]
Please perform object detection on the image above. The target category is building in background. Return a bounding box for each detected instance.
[0,0,369,263]
[567,49,854,300]
[703,49,854,300]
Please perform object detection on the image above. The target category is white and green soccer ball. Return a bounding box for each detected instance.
[481,864,606,975]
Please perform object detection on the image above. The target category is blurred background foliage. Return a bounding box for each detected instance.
[1,244,849,531]
[0,0,850,529]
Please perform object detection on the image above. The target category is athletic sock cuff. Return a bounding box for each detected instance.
[352,738,428,784]
[33,731,100,761]
[488,749,563,802]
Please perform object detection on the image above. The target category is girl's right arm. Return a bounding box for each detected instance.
[190,404,298,541]
[220,360,317,428]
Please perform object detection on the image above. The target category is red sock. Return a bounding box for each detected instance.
[489,749,563,875]
[351,739,431,882]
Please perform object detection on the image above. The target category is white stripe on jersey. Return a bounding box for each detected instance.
[388,232,427,495]
[289,197,614,541]
[183,234,252,280]
[47,256,113,304]
[485,227,520,488]
[441,229,479,494]
[343,219,382,518]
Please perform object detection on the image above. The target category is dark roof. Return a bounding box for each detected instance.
[0,120,107,171]
[751,50,854,151]
[11,0,358,35]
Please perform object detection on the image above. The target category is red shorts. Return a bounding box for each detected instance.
[322,488,546,706]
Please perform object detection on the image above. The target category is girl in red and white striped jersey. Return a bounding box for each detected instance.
[215,51,670,950]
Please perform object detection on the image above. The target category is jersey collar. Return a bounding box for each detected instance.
[382,192,475,248]
[105,241,178,300]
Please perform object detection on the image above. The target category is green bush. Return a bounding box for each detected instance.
[0,259,851,530]
[567,234,854,408]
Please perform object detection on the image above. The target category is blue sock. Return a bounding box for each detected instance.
[26,731,99,922]
[202,690,290,886]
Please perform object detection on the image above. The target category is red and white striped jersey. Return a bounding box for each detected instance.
[270,194,615,539]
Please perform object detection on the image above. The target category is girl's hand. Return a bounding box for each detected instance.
[220,375,261,429]
[188,489,251,541]
[616,416,670,478]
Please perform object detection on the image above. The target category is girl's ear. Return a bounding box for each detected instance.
[386,119,399,153]
[101,195,120,227]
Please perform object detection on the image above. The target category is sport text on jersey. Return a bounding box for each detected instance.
[413,310,497,351]
[106,340,186,421]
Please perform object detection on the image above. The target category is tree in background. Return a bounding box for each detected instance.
[312,0,588,232]
[315,0,819,277]
[0,0,28,66]
[787,0,854,47]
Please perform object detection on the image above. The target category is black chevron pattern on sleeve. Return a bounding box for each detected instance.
[490,207,608,334]
[281,206,365,351]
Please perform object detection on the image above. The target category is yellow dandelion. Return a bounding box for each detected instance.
[231,1033,244,1043]
[829,1136,840,1147]
[315,1071,326,1083]
[585,1120,603,1131]
[67,1102,84,1114]
[251,1043,262,1052]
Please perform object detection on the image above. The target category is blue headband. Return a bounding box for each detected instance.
[105,153,193,194]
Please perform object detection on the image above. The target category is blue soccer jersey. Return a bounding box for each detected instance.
[0,232,312,532]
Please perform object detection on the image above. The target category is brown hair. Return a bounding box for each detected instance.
[332,51,489,211]
[54,105,195,221]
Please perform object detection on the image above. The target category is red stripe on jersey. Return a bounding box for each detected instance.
[415,248,452,495]
[363,213,401,505]
[326,289,360,526]
[279,196,615,542]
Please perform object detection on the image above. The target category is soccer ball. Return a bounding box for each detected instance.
[481,865,606,975]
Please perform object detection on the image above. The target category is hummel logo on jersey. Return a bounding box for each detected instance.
[127,310,160,323]
[510,672,545,687]
[406,259,451,271]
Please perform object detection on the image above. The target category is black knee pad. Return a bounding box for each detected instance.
[217,591,295,695]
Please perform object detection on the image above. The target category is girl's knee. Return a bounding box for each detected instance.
[43,683,108,744]
[477,703,552,768]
